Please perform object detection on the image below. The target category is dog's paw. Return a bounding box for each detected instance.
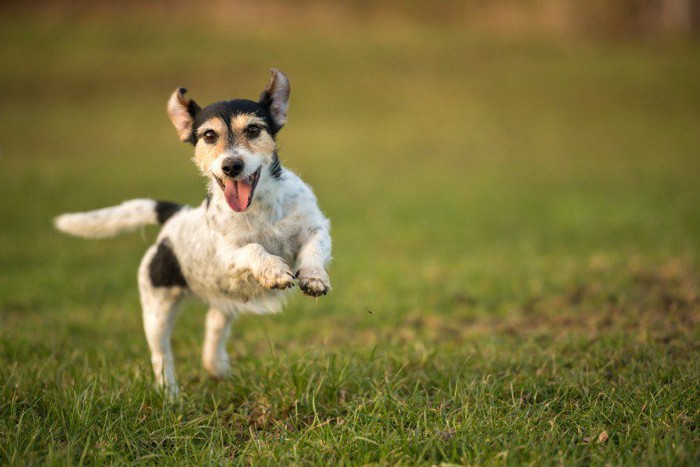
[157,381,180,401]
[297,268,331,297]
[255,256,295,290]
[203,352,231,380]
[203,358,231,380]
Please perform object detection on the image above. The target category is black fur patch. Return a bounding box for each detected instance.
[205,193,211,209]
[149,240,187,288]
[191,99,281,144]
[180,88,203,145]
[186,94,201,117]
[155,201,183,224]
[269,152,283,179]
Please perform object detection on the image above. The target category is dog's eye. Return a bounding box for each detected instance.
[202,130,218,144]
[245,124,261,138]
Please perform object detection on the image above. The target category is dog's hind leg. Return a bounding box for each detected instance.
[202,307,234,379]
[138,245,187,395]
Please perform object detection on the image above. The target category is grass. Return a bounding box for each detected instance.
[1,11,699,465]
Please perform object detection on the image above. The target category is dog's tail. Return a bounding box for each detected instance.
[54,199,183,239]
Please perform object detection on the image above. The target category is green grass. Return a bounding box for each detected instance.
[1,12,699,465]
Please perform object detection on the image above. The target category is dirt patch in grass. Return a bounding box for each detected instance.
[394,258,700,346]
[507,259,698,339]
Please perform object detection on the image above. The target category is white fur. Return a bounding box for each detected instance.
[55,199,158,238]
[58,167,331,395]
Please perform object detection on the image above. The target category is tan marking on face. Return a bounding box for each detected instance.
[231,114,276,157]
[193,117,228,173]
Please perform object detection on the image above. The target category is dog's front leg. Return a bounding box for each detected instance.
[296,227,332,297]
[226,243,295,289]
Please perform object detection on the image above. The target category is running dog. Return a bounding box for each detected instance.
[55,69,331,394]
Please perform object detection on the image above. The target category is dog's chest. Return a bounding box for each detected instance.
[227,215,298,264]
[201,213,298,303]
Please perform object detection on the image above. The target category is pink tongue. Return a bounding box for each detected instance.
[224,179,253,212]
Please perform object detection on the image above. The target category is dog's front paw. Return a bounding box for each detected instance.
[255,256,295,290]
[297,268,331,297]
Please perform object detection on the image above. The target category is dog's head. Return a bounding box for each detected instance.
[167,69,290,212]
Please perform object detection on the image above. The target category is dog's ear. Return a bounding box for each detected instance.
[259,69,290,131]
[167,88,201,143]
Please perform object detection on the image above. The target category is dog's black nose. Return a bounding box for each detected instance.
[221,158,244,177]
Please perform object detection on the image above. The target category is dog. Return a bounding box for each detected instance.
[55,69,331,394]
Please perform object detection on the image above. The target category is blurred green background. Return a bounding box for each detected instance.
[0,1,699,464]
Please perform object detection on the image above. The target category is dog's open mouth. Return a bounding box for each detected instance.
[215,166,261,212]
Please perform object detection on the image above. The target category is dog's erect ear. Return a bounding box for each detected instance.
[167,88,201,143]
[259,69,290,130]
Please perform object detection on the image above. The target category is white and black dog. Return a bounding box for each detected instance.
[55,69,332,394]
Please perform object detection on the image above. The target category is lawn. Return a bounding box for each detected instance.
[0,11,699,465]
